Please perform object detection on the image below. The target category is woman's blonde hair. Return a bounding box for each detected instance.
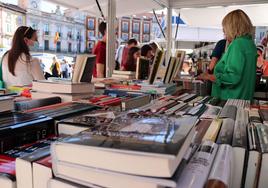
[222,9,253,41]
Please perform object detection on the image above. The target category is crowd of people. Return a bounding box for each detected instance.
[0,9,267,101]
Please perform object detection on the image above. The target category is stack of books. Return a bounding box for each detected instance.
[112,70,136,80]
[32,55,96,102]
[140,81,177,95]
[31,80,95,102]
[49,113,198,187]
[0,96,14,113]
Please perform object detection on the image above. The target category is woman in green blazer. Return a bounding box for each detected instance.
[200,9,257,100]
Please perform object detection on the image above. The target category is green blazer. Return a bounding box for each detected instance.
[212,35,257,100]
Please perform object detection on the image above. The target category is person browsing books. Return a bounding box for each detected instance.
[121,47,141,72]
[93,21,107,78]
[141,44,153,60]
[117,38,138,70]
[1,26,44,88]
[199,9,257,100]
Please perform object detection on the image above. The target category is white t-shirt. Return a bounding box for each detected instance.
[2,53,45,87]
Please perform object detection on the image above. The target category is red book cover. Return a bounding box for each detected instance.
[110,84,141,90]
[36,156,52,168]
[0,155,16,177]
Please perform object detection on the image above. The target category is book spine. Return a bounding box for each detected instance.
[202,119,222,142]
[255,124,268,153]
[205,144,233,188]
[0,118,54,153]
[177,141,218,188]
[232,121,247,148]
[217,118,235,145]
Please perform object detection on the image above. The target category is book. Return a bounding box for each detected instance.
[72,55,95,83]
[48,178,101,188]
[24,102,100,121]
[216,118,235,145]
[249,109,262,123]
[111,73,136,79]
[178,93,197,103]
[0,96,14,113]
[15,96,61,111]
[136,57,150,80]
[57,110,116,135]
[0,112,54,152]
[16,144,54,188]
[219,105,237,120]
[236,107,249,125]
[32,80,95,94]
[0,155,16,188]
[205,144,233,188]
[259,109,268,125]
[255,124,268,188]
[33,156,52,188]
[171,57,183,81]
[163,57,176,84]
[184,103,207,117]
[52,159,187,188]
[231,120,248,188]
[121,94,151,111]
[176,141,218,188]
[113,70,135,75]
[31,91,93,102]
[164,102,187,116]
[200,106,222,119]
[148,48,164,84]
[202,119,222,142]
[51,116,198,177]
[245,123,261,188]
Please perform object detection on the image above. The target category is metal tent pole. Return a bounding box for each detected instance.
[166,6,172,63]
[106,0,116,77]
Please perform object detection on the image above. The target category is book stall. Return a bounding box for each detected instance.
[1,0,268,188]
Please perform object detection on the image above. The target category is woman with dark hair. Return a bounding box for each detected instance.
[2,26,44,87]
[121,47,140,71]
[141,44,153,60]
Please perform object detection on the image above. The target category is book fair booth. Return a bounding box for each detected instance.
[1,0,268,188]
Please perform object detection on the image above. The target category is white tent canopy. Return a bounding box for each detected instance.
[46,0,167,17]
[177,3,268,28]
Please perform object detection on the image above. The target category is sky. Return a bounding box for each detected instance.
[0,0,66,13]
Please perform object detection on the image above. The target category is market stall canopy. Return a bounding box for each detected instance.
[46,0,168,17]
[176,3,268,28]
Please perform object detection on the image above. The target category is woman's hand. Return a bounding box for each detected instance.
[198,73,216,82]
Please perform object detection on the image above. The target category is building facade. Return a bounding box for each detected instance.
[19,0,86,54]
[0,3,26,49]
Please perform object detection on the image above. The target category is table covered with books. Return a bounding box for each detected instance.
[1,86,268,188]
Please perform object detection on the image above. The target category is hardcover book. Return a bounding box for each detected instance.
[216,118,235,145]
[51,116,198,177]
[219,105,237,120]
[148,48,164,84]
[255,124,268,188]
[245,123,261,188]
[136,57,150,80]
[200,106,222,120]
[177,141,218,188]
[0,96,14,113]
[72,55,95,83]
[0,155,15,188]
[202,119,222,142]
[205,144,233,188]
[0,112,54,152]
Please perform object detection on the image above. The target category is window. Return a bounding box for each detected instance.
[44,40,49,50]
[68,43,72,52]
[6,23,11,33]
[57,25,61,33]
[44,23,49,32]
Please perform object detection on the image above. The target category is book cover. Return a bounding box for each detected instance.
[200,106,222,119]
[51,116,197,177]
[205,144,233,188]
[177,141,218,188]
[202,119,222,142]
[0,154,16,181]
[219,105,237,120]
[148,48,164,84]
[136,57,150,80]
[216,118,235,145]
